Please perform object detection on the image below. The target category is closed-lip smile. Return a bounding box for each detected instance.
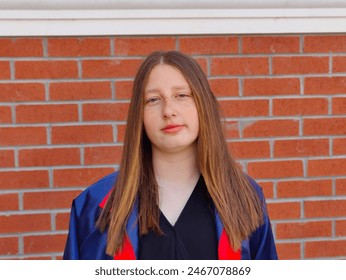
[162,124,184,133]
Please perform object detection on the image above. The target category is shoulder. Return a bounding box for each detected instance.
[64,171,119,259]
[72,171,118,215]
[243,175,278,259]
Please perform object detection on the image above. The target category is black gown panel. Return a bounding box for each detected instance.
[138,177,218,260]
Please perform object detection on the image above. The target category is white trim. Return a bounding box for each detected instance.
[0,3,346,36]
[1,0,346,9]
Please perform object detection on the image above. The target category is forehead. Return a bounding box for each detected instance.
[145,64,190,91]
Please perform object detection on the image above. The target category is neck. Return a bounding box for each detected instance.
[152,145,200,189]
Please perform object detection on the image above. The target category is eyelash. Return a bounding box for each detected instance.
[177,93,189,98]
[145,97,160,104]
[145,93,191,104]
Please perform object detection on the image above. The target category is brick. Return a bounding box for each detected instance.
[56,212,70,230]
[276,221,332,239]
[115,37,176,56]
[273,98,328,116]
[274,139,329,157]
[82,59,142,78]
[242,36,300,54]
[243,78,300,96]
[83,102,129,121]
[243,119,299,138]
[304,118,346,136]
[0,83,45,102]
[228,141,270,159]
[305,200,346,218]
[0,170,49,190]
[277,180,332,198]
[0,237,18,255]
[336,220,346,236]
[24,234,66,254]
[219,99,269,118]
[195,58,208,74]
[0,214,50,233]
[51,125,114,144]
[117,124,127,142]
[257,181,274,199]
[333,138,346,155]
[333,56,346,73]
[180,36,238,54]
[0,149,14,168]
[50,81,111,101]
[308,158,346,177]
[267,202,301,220]
[272,56,329,75]
[222,121,240,139]
[209,78,239,97]
[211,57,268,76]
[23,190,81,210]
[16,104,79,123]
[53,167,114,187]
[0,61,10,79]
[276,243,301,260]
[15,60,78,79]
[0,38,43,57]
[84,146,122,165]
[304,35,346,53]
[48,38,110,56]
[248,160,303,179]
[0,106,12,123]
[115,80,133,100]
[305,240,346,258]
[332,97,346,115]
[0,127,47,146]
[305,77,346,95]
[19,148,80,167]
[336,179,346,195]
[0,193,19,211]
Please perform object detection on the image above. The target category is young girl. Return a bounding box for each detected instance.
[63,51,278,260]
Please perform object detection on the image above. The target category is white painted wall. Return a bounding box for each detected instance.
[1,0,346,9]
[0,0,345,35]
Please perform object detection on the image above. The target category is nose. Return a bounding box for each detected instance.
[162,98,177,118]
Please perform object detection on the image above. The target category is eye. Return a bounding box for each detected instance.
[176,93,191,99]
[145,97,161,104]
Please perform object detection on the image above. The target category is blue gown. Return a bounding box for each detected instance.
[63,171,278,260]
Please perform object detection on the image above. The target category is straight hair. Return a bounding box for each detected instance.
[97,51,263,256]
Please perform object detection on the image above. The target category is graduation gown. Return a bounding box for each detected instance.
[63,172,278,260]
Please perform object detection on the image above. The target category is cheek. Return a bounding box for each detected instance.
[190,107,200,132]
[193,118,200,137]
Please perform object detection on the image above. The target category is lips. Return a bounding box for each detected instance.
[162,124,184,133]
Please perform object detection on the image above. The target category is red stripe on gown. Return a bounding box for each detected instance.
[114,235,136,260]
[218,229,241,260]
[99,193,136,260]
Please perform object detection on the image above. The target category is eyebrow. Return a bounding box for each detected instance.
[145,86,191,95]
[144,89,160,95]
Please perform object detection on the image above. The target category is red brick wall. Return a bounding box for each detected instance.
[0,35,345,259]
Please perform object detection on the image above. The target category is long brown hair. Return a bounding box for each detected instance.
[97,51,263,256]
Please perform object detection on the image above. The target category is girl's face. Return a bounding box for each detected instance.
[143,64,199,154]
